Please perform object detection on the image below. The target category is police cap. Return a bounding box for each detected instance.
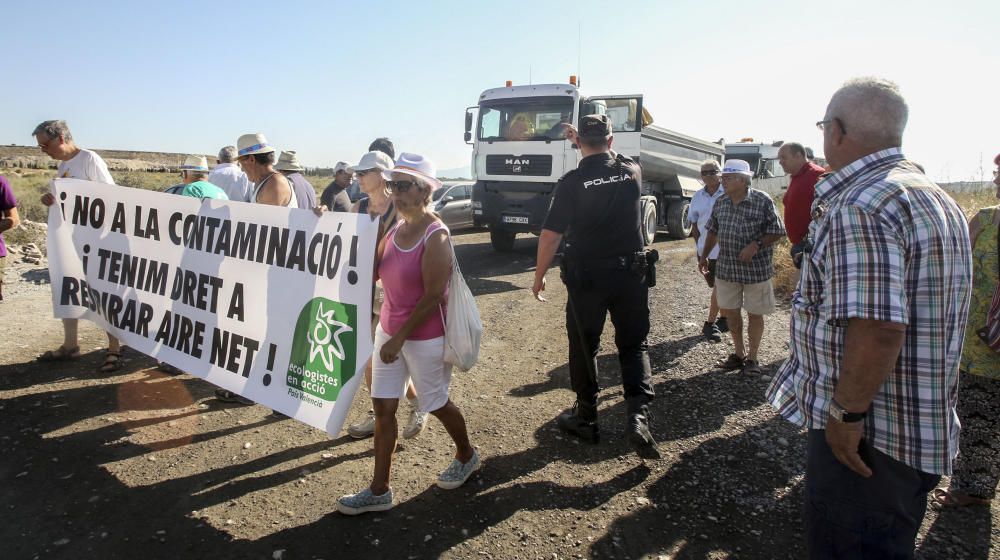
[578,114,613,140]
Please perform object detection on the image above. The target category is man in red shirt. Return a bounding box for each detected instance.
[778,142,825,267]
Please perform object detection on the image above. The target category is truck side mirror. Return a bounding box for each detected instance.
[464,131,472,142]
[465,111,473,132]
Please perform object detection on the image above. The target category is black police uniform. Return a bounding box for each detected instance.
[542,130,657,455]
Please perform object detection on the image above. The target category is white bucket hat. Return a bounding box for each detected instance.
[236,133,275,157]
[382,152,443,191]
[276,150,304,172]
[721,159,753,177]
[333,161,353,174]
[352,151,394,172]
[180,155,210,173]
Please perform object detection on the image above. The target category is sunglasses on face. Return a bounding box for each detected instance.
[701,169,720,176]
[387,180,418,193]
[356,169,376,177]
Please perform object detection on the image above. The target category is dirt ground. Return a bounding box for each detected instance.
[1,231,996,560]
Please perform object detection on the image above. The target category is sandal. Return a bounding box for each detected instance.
[718,353,745,371]
[742,359,762,375]
[932,488,991,508]
[99,351,124,373]
[38,345,81,362]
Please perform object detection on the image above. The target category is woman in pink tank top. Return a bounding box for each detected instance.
[338,153,479,516]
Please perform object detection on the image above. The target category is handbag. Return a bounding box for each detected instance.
[976,211,1000,352]
[977,285,1000,352]
[439,244,483,371]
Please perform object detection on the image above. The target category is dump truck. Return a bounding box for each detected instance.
[465,78,725,252]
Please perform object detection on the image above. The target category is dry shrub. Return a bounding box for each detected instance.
[769,187,994,299]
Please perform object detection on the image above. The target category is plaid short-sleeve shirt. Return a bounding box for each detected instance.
[766,148,972,475]
[706,188,786,284]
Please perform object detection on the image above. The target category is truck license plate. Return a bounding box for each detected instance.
[502,215,529,224]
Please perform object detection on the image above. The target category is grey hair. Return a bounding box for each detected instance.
[828,77,908,148]
[184,170,209,180]
[700,158,721,169]
[33,120,72,141]
[218,146,238,163]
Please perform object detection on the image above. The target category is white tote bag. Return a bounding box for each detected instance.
[440,245,482,371]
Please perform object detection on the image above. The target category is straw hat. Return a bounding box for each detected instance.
[381,152,442,191]
[236,133,275,157]
[276,150,304,172]
[179,155,210,173]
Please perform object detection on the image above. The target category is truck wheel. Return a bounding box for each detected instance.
[666,201,692,240]
[490,229,517,252]
[641,202,657,246]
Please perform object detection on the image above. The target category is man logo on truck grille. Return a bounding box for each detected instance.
[287,298,357,402]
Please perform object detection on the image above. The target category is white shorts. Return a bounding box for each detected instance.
[371,324,452,413]
[716,278,776,315]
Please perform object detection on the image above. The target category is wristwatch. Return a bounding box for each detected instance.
[828,399,867,423]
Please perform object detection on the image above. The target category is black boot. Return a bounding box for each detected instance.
[626,396,661,459]
[557,401,600,443]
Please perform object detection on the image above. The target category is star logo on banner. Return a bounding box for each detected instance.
[307,302,355,372]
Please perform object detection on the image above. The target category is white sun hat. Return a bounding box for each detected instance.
[721,159,753,177]
[333,161,353,174]
[179,155,210,172]
[276,150,304,172]
[236,133,275,157]
[352,151,394,172]
[382,152,443,191]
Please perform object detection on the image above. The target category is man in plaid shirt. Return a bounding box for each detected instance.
[699,159,786,376]
[766,77,972,558]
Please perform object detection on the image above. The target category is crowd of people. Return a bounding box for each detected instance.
[1,75,998,557]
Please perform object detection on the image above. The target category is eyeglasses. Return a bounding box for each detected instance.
[387,180,418,193]
[356,169,376,177]
[700,169,720,176]
[37,136,58,150]
[816,117,847,134]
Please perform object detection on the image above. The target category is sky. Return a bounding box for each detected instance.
[2,0,997,181]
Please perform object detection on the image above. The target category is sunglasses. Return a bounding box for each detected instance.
[700,169,720,176]
[387,180,419,193]
[356,169,377,177]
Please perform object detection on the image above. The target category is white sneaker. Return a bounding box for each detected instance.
[402,407,428,440]
[347,410,376,439]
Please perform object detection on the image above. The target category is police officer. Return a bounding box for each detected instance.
[532,114,659,459]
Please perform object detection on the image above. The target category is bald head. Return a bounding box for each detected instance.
[827,77,908,148]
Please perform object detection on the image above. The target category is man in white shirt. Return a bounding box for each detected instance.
[34,120,123,372]
[207,146,252,202]
[687,159,727,342]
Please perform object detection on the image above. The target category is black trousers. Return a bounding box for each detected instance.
[805,429,940,559]
[564,267,654,406]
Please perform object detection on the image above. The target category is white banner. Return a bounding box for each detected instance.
[47,179,377,435]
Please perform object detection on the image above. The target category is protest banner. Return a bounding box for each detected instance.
[46,178,378,435]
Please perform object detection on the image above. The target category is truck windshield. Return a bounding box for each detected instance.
[478,97,575,141]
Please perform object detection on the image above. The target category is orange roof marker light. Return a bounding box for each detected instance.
[505,80,513,87]
[569,75,577,86]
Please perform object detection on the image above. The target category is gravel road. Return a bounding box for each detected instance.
[0,231,995,559]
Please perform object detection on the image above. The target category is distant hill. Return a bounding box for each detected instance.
[438,166,471,180]
[0,144,201,172]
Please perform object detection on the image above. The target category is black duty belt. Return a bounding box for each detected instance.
[568,254,633,270]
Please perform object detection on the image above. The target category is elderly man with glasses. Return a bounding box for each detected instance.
[688,159,728,342]
[699,159,786,376]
